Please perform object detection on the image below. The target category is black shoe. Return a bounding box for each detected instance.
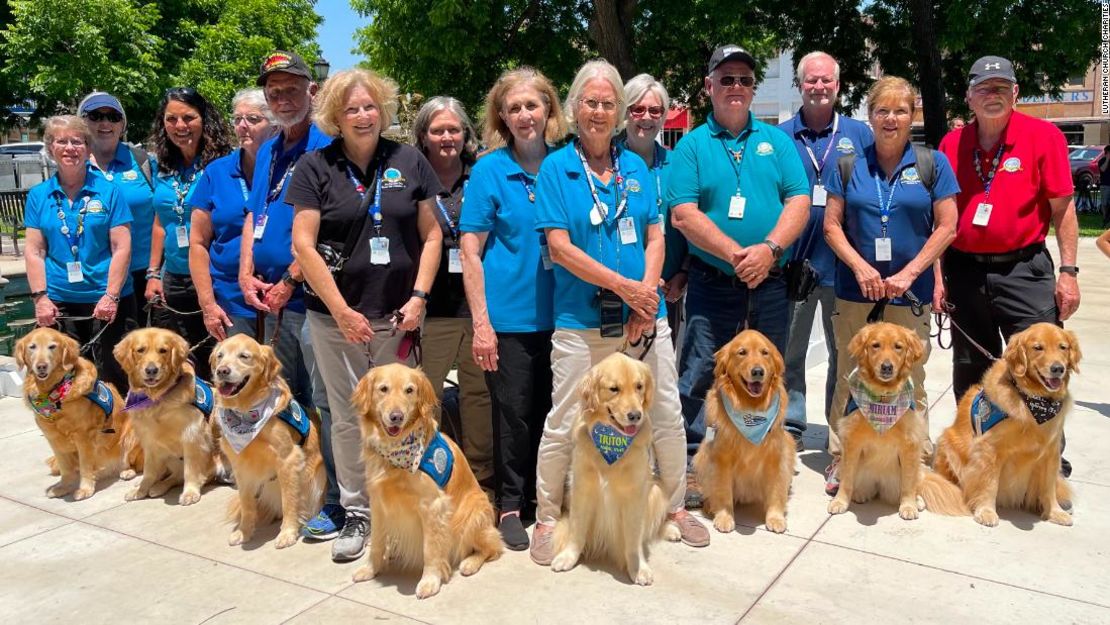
[1061,457,1073,478]
[786,428,804,452]
[499,514,530,550]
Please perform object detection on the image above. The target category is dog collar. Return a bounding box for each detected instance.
[846,369,915,434]
[591,422,638,464]
[719,390,780,445]
[28,373,75,420]
[369,429,454,487]
[217,388,282,453]
[125,376,214,419]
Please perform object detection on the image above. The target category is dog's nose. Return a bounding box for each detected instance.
[34,363,48,373]
[880,361,894,377]
[750,366,765,381]
[1050,363,1065,377]
[388,410,405,424]
[215,366,231,378]
[626,410,642,423]
[144,364,159,377]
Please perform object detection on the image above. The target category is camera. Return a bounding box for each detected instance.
[597,288,624,338]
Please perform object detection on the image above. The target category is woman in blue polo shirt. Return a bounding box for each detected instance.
[24,115,135,392]
[459,67,566,550]
[528,60,708,567]
[147,88,232,379]
[822,76,958,482]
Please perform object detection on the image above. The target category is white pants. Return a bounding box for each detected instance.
[534,318,687,525]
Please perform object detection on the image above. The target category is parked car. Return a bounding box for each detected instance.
[0,142,46,159]
[1069,145,1102,190]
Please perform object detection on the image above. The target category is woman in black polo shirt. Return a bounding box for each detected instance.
[288,68,443,563]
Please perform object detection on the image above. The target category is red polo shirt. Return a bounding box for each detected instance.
[938,111,1072,254]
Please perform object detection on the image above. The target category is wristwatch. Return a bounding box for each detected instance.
[1059,265,1079,276]
[281,270,302,286]
[30,290,47,300]
[105,293,121,303]
[761,239,784,261]
[411,289,429,301]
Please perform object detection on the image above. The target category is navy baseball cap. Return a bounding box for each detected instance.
[968,56,1016,87]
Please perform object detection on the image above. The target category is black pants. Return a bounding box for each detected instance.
[158,271,213,381]
[486,330,553,515]
[130,269,152,327]
[944,245,1059,401]
[55,298,137,394]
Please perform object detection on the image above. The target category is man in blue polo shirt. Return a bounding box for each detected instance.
[778,52,874,449]
[669,45,811,463]
[237,51,341,542]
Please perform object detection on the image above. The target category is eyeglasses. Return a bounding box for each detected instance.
[233,114,267,126]
[971,84,1013,97]
[84,110,123,123]
[629,105,664,118]
[717,75,756,88]
[52,138,87,147]
[580,98,617,112]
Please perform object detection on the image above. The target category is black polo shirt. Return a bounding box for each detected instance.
[286,137,442,318]
[427,170,470,319]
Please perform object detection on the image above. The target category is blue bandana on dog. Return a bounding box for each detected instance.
[720,391,780,445]
[591,423,636,465]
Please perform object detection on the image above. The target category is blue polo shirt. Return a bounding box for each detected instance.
[189,149,251,317]
[534,141,666,329]
[618,138,686,281]
[91,142,155,273]
[24,171,134,303]
[459,147,554,332]
[779,111,874,287]
[152,161,204,276]
[667,112,810,274]
[823,143,959,305]
[247,124,332,315]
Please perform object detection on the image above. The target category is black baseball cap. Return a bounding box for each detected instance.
[708,44,757,74]
[968,56,1016,87]
[257,51,313,86]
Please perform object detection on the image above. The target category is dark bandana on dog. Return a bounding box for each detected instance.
[591,423,636,464]
[845,368,915,434]
[970,386,1064,436]
[720,390,780,445]
[1018,389,1064,425]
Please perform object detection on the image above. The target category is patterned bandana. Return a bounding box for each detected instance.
[846,368,915,434]
[216,388,282,453]
[369,428,427,472]
[591,423,637,465]
[719,390,781,445]
[126,377,215,419]
[970,385,1063,436]
[28,373,75,420]
[1017,388,1064,425]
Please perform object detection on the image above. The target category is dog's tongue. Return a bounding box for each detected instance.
[1044,377,1063,391]
[619,423,638,436]
[386,425,402,437]
[217,383,238,397]
[746,381,765,396]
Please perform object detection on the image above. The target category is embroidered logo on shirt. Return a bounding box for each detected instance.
[122,170,139,181]
[1002,157,1022,173]
[626,178,641,193]
[836,137,856,154]
[756,142,774,156]
[86,199,105,213]
[382,167,407,190]
[901,168,922,185]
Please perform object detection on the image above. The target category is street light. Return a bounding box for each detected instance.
[313,57,331,81]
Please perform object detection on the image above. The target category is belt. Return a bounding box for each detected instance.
[947,242,1045,265]
[690,255,783,286]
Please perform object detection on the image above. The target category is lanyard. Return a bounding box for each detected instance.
[435,178,466,241]
[575,140,627,222]
[56,194,90,258]
[719,133,749,194]
[237,176,249,202]
[519,175,536,203]
[650,142,665,210]
[266,152,297,204]
[873,172,899,238]
[973,142,1006,199]
[801,113,839,175]
[346,161,384,235]
[171,168,199,225]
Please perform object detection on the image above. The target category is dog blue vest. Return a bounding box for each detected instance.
[419,432,455,488]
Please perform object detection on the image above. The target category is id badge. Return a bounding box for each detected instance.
[540,244,553,270]
[618,217,637,245]
[728,194,746,219]
[175,225,189,248]
[875,237,893,262]
[972,202,992,226]
[66,261,83,283]
[253,214,267,240]
[369,237,391,265]
[448,247,463,273]
[812,184,828,207]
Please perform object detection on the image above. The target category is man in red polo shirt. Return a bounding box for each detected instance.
[937,55,1081,428]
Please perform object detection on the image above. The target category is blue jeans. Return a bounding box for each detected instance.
[678,258,793,456]
[783,285,837,434]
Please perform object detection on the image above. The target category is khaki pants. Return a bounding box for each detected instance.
[421,317,494,484]
[827,299,933,458]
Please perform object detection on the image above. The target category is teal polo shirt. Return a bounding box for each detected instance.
[534,141,666,329]
[152,161,204,276]
[91,142,155,273]
[666,111,810,274]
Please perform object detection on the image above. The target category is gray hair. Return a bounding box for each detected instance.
[231,88,276,124]
[564,59,626,135]
[43,115,93,149]
[795,51,840,87]
[623,73,670,114]
[411,96,479,165]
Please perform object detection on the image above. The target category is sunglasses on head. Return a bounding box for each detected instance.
[717,75,756,88]
[83,110,123,123]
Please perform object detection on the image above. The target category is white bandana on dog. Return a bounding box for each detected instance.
[846,368,915,434]
[369,429,427,472]
[217,389,282,453]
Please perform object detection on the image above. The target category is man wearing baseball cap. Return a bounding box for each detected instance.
[668,44,811,469]
[937,56,1080,473]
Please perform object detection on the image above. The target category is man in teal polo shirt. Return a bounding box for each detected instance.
[668,44,811,461]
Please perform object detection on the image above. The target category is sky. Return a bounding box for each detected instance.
[315,1,368,73]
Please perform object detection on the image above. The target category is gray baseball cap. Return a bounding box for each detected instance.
[968,56,1016,87]
[708,44,757,74]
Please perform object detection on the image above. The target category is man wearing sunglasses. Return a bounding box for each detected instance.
[668,44,811,462]
[937,55,1080,475]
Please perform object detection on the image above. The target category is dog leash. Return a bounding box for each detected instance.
[931,301,998,362]
[390,309,423,366]
[621,327,656,361]
[254,308,286,347]
[865,291,927,324]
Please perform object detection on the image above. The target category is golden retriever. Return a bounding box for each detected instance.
[115,328,217,506]
[17,327,138,500]
[551,353,680,586]
[828,322,967,519]
[693,330,795,534]
[351,364,502,599]
[934,322,1079,527]
[210,334,326,548]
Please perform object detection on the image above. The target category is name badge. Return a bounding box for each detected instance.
[589,204,604,226]
[729,194,746,219]
[540,244,553,270]
[253,214,267,240]
[972,202,992,226]
[812,184,828,207]
[369,237,390,265]
[175,225,189,248]
[618,217,637,245]
[875,237,892,262]
[448,247,462,273]
[67,261,83,283]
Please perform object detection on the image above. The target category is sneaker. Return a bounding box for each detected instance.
[331,512,369,562]
[302,503,345,541]
[669,509,710,547]
[1061,457,1073,478]
[824,459,840,497]
[529,522,555,566]
[684,470,704,509]
[498,513,529,551]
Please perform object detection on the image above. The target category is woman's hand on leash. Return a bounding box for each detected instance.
[932,282,947,313]
[337,306,374,344]
[472,320,498,372]
[853,264,884,301]
[202,303,233,341]
[397,297,425,332]
[662,271,688,303]
[616,278,658,319]
[240,275,273,313]
[145,277,163,303]
[883,271,915,299]
[92,295,117,323]
[34,296,58,327]
[625,313,652,344]
[262,280,293,312]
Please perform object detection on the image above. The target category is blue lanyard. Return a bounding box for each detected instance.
[435,179,466,241]
[519,175,536,203]
[973,142,1006,199]
[719,133,748,194]
[237,177,249,202]
[346,161,384,235]
[800,113,839,175]
[266,154,296,204]
[651,142,665,210]
[55,193,90,258]
[873,172,899,238]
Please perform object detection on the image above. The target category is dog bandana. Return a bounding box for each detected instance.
[591,423,636,465]
[29,374,114,429]
[125,377,215,420]
[369,429,455,487]
[970,385,1065,436]
[845,369,915,434]
[217,389,309,453]
[719,391,781,445]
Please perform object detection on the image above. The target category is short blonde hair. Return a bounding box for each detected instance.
[313,68,399,137]
[43,115,93,152]
[564,59,626,135]
[482,67,566,148]
[867,76,917,116]
[623,73,670,115]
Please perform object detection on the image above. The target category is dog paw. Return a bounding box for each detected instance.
[228,530,248,546]
[459,555,484,577]
[148,482,173,498]
[765,516,787,534]
[352,565,378,583]
[178,490,201,506]
[72,486,95,501]
[662,521,682,542]
[633,564,654,586]
[898,503,920,520]
[119,469,138,481]
[551,550,579,572]
[852,493,870,504]
[274,529,299,549]
[415,575,442,599]
[916,495,926,511]
[712,512,735,533]
[827,498,850,515]
[1046,508,1073,526]
[973,508,999,527]
[46,482,75,498]
[124,486,147,502]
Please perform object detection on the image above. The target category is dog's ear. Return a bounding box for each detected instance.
[713,341,737,396]
[768,338,786,385]
[577,365,601,414]
[415,369,440,427]
[1064,328,1082,374]
[1005,333,1029,378]
[261,343,282,382]
[352,369,378,419]
[58,333,79,371]
[904,328,925,367]
[113,332,134,372]
[13,333,28,370]
[636,359,655,411]
[170,333,190,370]
[848,326,870,363]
